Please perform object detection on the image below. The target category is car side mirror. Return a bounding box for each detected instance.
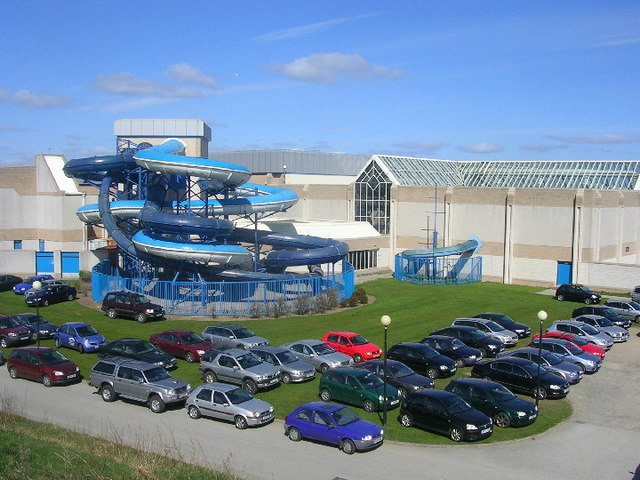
[233,365,239,370]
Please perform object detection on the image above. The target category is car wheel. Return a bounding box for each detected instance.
[482,376,492,381]
[287,426,302,442]
[77,343,84,354]
[319,388,332,402]
[319,363,329,373]
[54,338,61,348]
[31,332,39,341]
[135,313,147,324]
[584,297,593,305]
[449,426,464,442]
[533,386,547,400]
[234,415,248,430]
[148,395,166,413]
[494,412,511,428]
[426,367,439,379]
[100,385,117,402]
[184,352,196,363]
[188,405,202,419]
[478,348,487,358]
[340,439,356,455]
[281,372,292,384]
[353,354,362,363]
[242,379,258,395]
[0,338,8,349]
[42,375,52,387]
[575,362,586,373]
[107,309,117,319]
[203,371,217,383]
[363,399,376,413]
[397,386,408,399]
[42,299,49,307]
[67,294,75,301]
[8,367,18,379]
[455,358,464,367]
[400,413,414,427]
[635,315,640,324]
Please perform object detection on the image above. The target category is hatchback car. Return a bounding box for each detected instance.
[451,318,518,346]
[201,324,269,350]
[11,313,58,340]
[528,338,601,374]
[444,378,538,428]
[0,315,32,348]
[555,284,601,304]
[12,274,55,295]
[603,300,640,324]
[186,382,274,429]
[399,390,493,442]
[7,347,80,386]
[387,342,457,379]
[572,305,631,328]
[97,338,177,369]
[101,291,164,323]
[0,274,22,292]
[319,368,400,412]
[430,326,504,358]
[321,331,382,363]
[54,322,106,353]
[284,402,384,454]
[251,346,316,383]
[25,284,77,307]
[534,331,606,360]
[498,347,583,384]
[281,339,353,373]
[471,357,570,400]
[472,313,530,338]
[573,315,629,342]
[150,330,214,363]
[420,335,482,366]
[356,359,434,398]
[546,320,613,350]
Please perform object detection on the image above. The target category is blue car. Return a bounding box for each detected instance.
[11,313,59,340]
[12,275,55,295]
[284,401,384,454]
[53,322,106,353]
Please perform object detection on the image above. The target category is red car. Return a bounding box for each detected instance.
[533,332,606,360]
[7,347,80,386]
[0,315,32,348]
[321,331,383,363]
[149,329,214,363]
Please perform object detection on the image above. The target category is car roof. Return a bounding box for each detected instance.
[288,339,324,346]
[195,382,240,393]
[110,337,147,344]
[488,356,535,366]
[251,346,288,354]
[324,331,358,336]
[294,401,344,413]
[212,324,247,331]
[449,377,501,388]
[156,329,196,335]
[61,322,91,328]
[215,348,251,357]
[508,347,545,355]
[551,320,589,327]
[408,389,456,399]
[531,337,570,346]
[11,346,55,354]
[435,325,477,333]
[423,335,454,341]
[95,357,157,368]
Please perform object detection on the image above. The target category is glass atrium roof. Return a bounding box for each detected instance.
[374,156,640,190]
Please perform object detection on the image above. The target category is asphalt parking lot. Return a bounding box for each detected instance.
[1,329,639,480]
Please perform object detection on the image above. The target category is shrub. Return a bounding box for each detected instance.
[294,294,311,315]
[314,288,340,313]
[355,287,368,304]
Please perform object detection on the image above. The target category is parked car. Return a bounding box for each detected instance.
[546,320,613,350]
[603,300,640,324]
[7,347,80,387]
[399,390,493,442]
[387,342,457,379]
[12,274,54,295]
[632,285,640,303]
[534,331,606,360]
[555,284,601,304]
[150,330,214,363]
[573,315,629,342]
[320,331,382,363]
[430,326,505,357]
[444,378,538,428]
[471,357,570,399]
[97,338,177,369]
[11,313,58,340]
[356,359,434,398]
[528,338,601,373]
[0,351,4,365]
[0,274,22,292]
[251,346,316,383]
[281,339,353,373]
[54,322,106,353]
[472,313,531,338]
[572,305,631,328]
[201,324,268,350]
[0,315,32,348]
[318,367,400,412]
[89,357,190,413]
[498,347,583,384]
[420,335,482,366]
[101,291,164,323]
[284,402,384,454]
[186,382,274,429]
[25,284,77,307]
[199,348,280,394]
[24,279,68,297]
[451,318,518,347]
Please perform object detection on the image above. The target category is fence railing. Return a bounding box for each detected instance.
[394,255,482,285]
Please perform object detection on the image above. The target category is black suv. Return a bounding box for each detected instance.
[386,343,456,379]
[572,305,631,328]
[555,284,601,304]
[101,291,164,323]
[430,326,504,357]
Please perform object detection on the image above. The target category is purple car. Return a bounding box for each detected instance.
[54,322,106,353]
[284,401,384,454]
[12,274,55,295]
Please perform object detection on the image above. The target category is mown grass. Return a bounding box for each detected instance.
[0,279,578,444]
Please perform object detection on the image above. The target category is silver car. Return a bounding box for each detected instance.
[281,339,353,373]
[451,318,519,346]
[201,324,269,350]
[186,382,274,429]
[529,338,601,374]
[199,348,280,394]
[498,347,584,384]
[573,315,629,342]
[546,320,613,350]
[603,300,640,324]
[251,346,316,383]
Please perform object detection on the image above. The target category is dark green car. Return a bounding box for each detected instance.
[319,368,400,413]
[444,378,537,428]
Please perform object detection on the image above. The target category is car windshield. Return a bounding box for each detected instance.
[541,352,563,365]
[350,335,370,346]
[312,343,336,355]
[275,351,299,364]
[233,328,256,339]
[39,350,69,365]
[356,372,384,388]
[593,317,613,327]
[144,367,171,382]
[629,301,640,310]
[495,315,515,326]
[580,324,600,335]
[182,332,205,344]
[485,321,505,332]
[227,387,252,404]
[450,338,466,350]
[443,395,472,415]
[521,362,547,376]
[388,362,414,378]
[597,308,616,318]
[487,384,516,402]
[421,346,441,360]
[331,407,359,426]
[575,285,591,292]
[237,353,262,369]
[131,341,157,354]
[563,343,583,355]
[565,335,587,346]
[76,325,98,337]
[131,295,150,305]
[470,330,487,340]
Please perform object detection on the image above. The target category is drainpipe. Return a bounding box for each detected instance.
[572,190,584,283]
[503,189,515,284]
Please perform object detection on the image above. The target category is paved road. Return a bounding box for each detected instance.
[2,331,640,480]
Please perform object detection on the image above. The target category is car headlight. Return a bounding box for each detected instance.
[439,365,448,370]
[488,345,498,350]
[145,308,154,314]
[75,366,80,372]
[269,406,274,413]
[361,435,373,441]
[291,370,301,376]
[466,424,478,431]
[155,361,164,366]
[251,412,261,418]
[8,332,17,337]
[517,411,526,417]
[196,350,205,355]
[167,389,176,396]
[53,370,64,376]
[550,385,561,390]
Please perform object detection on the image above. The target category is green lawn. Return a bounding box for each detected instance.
[0,279,577,444]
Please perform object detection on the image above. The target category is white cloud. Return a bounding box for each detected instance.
[270,53,406,83]
[0,88,74,109]
[165,63,219,89]
[253,13,381,42]
[92,73,206,98]
[550,134,640,144]
[459,143,504,154]
[395,141,443,153]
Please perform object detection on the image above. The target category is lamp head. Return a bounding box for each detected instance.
[32,280,43,291]
[380,315,391,327]
[537,310,548,322]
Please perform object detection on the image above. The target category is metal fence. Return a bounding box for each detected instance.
[92,260,355,316]
[394,255,482,285]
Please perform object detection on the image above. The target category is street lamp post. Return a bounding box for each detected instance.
[380,314,391,426]
[32,280,43,348]
[535,310,548,408]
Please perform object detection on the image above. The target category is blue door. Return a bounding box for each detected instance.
[35,252,54,274]
[61,252,80,277]
[556,261,572,285]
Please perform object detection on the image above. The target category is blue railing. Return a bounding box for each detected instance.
[92,260,355,316]
[394,255,482,285]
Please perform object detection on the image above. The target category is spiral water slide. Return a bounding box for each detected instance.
[64,139,348,279]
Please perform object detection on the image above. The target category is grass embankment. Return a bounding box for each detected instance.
[0,279,574,445]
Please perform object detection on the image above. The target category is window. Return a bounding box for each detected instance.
[196,389,212,402]
[13,240,22,250]
[355,162,391,234]
[39,239,45,251]
[213,392,227,404]
[347,250,378,270]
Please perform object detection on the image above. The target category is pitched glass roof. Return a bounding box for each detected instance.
[374,155,640,190]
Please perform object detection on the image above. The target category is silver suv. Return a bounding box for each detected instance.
[199,348,280,394]
[201,324,269,350]
[546,320,613,350]
[89,357,190,413]
[451,318,518,346]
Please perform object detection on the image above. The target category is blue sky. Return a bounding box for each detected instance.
[1,1,639,165]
